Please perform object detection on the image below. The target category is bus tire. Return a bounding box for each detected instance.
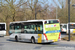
[31,38,35,44]
[15,36,18,42]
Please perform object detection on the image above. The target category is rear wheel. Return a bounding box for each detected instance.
[15,36,18,42]
[31,38,35,44]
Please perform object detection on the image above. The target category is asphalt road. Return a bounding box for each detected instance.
[0,36,75,50]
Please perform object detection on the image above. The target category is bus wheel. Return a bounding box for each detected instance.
[15,36,18,42]
[31,38,35,44]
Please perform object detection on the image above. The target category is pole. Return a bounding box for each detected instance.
[56,6,57,19]
[68,0,70,41]
[35,8,36,19]
[35,0,37,20]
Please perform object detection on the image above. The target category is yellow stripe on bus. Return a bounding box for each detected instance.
[73,29,75,33]
[38,34,42,43]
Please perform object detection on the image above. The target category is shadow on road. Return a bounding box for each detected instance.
[6,39,15,42]
[0,36,4,38]
[0,44,4,46]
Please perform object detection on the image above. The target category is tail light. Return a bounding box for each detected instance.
[58,32,61,40]
[62,29,63,31]
[44,21,47,24]
[57,20,59,22]
[44,33,48,40]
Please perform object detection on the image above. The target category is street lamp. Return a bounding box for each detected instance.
[68,0,70,41]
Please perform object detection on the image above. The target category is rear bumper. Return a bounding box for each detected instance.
[41,39,59,43]
[0,34,5,36]
[0,31,6,36]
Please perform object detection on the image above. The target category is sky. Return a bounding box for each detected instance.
[14,0,64,9]
[49,0,62,9]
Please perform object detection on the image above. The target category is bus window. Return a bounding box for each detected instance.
[63,25,67,29]
[0,24,5,30]
[10,24,15,30]
[14,23,21,33]
[15,26,21,30]
[37,25,43,34]
[30,25,35,34]
[70,24,75,29]
[24,25,31,33]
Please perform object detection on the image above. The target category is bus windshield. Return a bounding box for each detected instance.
[70,24,75,29]
[63,25,67,29]
[0,24,5,30]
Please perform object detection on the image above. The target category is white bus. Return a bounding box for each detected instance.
[9,19,61,43]
[0,23,6,37]
[60,23,75,34]
[60,23,67,33]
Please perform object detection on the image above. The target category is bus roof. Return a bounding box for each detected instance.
[10,19,59,24]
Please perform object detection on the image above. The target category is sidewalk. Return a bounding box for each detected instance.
[59,40,75,44]
[4,36,9,38]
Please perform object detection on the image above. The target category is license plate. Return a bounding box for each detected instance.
[53,39,58,42]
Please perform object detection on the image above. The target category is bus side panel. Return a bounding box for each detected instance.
[10,33,44,43]
[10,33,19,40]
[21,34,38,42]
[22,34,44,43]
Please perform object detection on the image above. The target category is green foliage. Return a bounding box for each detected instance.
[58,0,75,23]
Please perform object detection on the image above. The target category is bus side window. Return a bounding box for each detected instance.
[36,25,43,34]
[21,28,24,33]
[14,23,21,33]
[21,25,24,33]
[24,25,31,33]
[30,25,36,34]
[15,26,21,30]
[31,24,43,34]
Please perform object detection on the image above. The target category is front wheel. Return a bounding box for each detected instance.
[31,38,35,44]
[15,36,18,42]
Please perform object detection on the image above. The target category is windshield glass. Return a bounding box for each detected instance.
[63,25,67,29]
[70,24,75,29]
[0,24,5,30]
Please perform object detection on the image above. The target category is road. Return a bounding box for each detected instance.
[0,36,75,50]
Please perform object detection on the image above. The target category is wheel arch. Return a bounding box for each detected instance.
[31,36,35,39]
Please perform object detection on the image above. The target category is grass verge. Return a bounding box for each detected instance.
[61,34,75,41]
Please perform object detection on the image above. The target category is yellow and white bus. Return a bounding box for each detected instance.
[9,19,61,43]
[0,23,6,37]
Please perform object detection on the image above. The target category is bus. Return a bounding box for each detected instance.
[60,23,75,34]
[9,19,61,43]
[60,23,67,33]
[0,23,6,37]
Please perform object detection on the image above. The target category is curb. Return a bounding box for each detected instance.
[4,36,9,37]
[59,40,75,44]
